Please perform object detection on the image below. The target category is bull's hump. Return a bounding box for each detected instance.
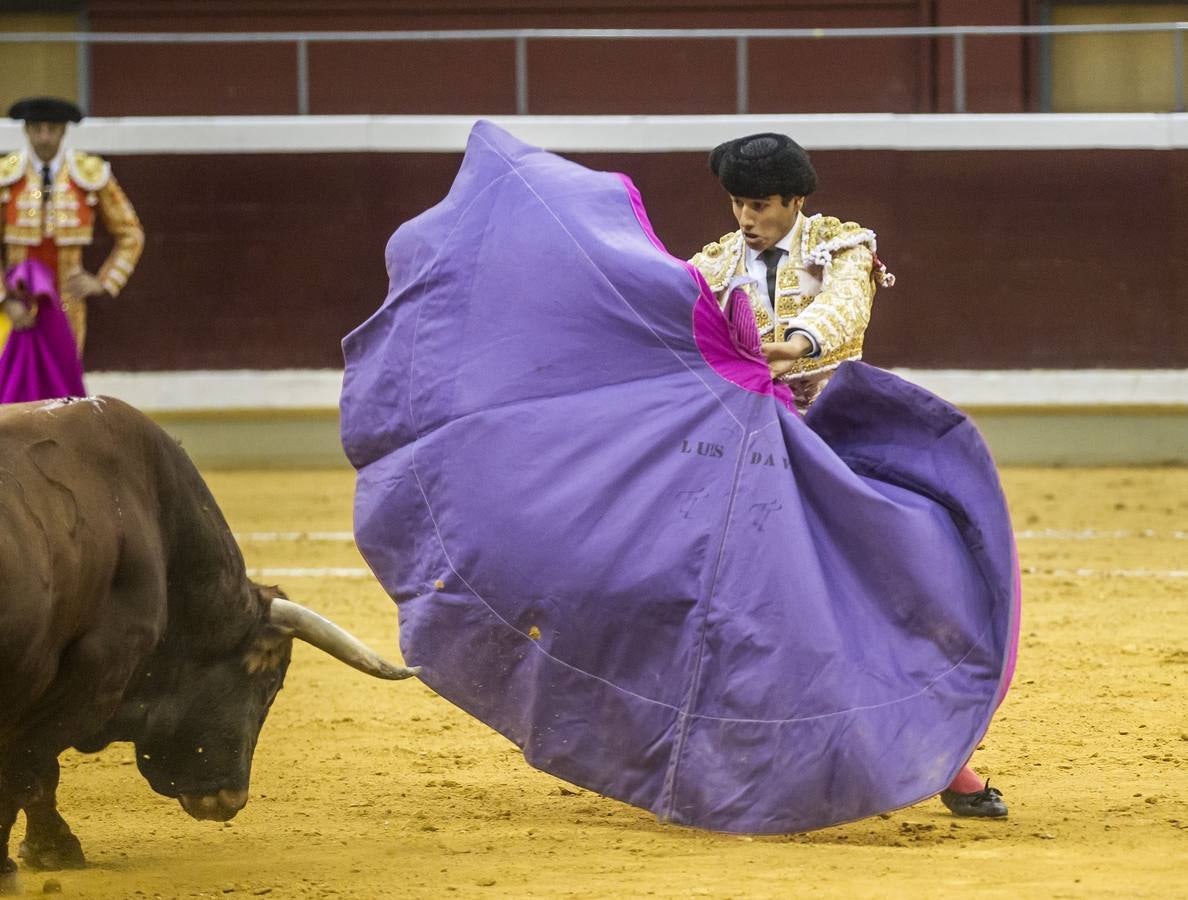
[0,396,153,437]
[0,396,108,424]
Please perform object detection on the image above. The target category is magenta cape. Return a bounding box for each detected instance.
[341,122,1020,834]
[1,259,85,403]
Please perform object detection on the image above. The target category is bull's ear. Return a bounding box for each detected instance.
[244,625,291,674]
[253,582,288,607]
[242,584,294,673]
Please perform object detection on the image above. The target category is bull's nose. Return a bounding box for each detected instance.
[179,788,249,821]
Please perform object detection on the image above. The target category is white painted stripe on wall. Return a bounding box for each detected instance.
[1015,529,1188,540]
[86,368,1188,412]
[88,369,345,411]
[1023,568,1188,578]
[239,531,356,542]
[2,114,1187,154]
[892,369,1188,407]
[247,567,373,579]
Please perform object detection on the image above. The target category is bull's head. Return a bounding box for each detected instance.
[132,585,417,821]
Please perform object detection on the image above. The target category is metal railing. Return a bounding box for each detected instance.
[3,23,1186,115]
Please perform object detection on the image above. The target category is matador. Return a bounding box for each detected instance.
[2,96,143,352]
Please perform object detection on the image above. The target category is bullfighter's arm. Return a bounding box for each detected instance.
[94,173,144,298]
[784,244,875,358]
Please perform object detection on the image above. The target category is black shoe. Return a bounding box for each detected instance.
[940,781,1008,818]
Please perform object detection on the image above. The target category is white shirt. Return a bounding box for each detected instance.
[743,216,801,305]
[27,139,65,185]
[741,215,820,356]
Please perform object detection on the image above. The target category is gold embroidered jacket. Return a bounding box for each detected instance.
[689,213,892,382]
[0,148,145,349]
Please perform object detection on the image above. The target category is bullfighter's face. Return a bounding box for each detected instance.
[24,121,67,163]
[731,193,803,253]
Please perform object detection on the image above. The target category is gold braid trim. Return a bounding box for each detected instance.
[802,214,895,287]
[68,150,112,192]
[0,151,25,188]
[802,215,874,265]
[93,172,144,297]
[688,230,745,294]
[772,215,879,380]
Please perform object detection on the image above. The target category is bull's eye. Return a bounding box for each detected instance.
[141,753,152,760]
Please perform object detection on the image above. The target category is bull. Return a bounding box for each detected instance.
[0,396,416,892]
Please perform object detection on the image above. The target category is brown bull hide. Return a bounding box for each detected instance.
[0,396,414,887]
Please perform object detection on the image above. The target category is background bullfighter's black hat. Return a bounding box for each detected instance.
[8,96,84,123]
[709,132,817,198]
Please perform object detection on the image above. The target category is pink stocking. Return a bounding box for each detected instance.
[945,764,986,794]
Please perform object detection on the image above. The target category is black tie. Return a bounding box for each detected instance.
[760,247,786,309]
[41,164,52,204]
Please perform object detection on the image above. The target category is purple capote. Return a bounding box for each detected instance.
[0,259,86,403]
[341,121,1019,834]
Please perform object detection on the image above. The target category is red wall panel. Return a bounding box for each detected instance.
[83,0,985,114]
[748,37,924,113]
[87,1,928,31]
[307,41,518,115]
[91,43,300,116]
[525,40,738,116]
[932,0,1034,112]
[81,148,1187,372]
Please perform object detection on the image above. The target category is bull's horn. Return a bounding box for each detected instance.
[268,598,420,681]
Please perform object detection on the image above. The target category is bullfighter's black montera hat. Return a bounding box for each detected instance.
[8,96,84,123]
[709,132,817,198]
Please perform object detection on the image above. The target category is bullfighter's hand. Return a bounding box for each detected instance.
[2,296,37,330]
[63,271,108,301]
[762,335,813,379]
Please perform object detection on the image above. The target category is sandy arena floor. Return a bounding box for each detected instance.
[8,467,1187,899]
